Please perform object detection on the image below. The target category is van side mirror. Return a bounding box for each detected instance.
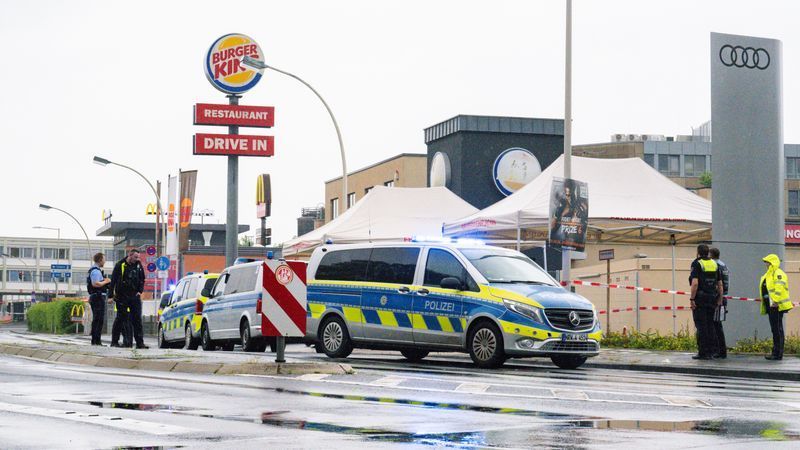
[440,277,463,290]
[201,287,212,298]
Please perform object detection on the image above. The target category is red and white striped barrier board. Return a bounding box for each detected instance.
[261,260,307,337]
[561,279,800,314]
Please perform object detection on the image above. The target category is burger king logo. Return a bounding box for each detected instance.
[205,33,265,94]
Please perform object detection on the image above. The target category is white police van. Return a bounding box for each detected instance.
[200,261,269,352]
[306,241,601,369]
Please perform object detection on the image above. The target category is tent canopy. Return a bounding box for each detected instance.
[283,186,479,256]
[444,155,712,245]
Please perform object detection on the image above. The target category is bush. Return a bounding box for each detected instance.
[603,329,800,355]
[27,298,86,334]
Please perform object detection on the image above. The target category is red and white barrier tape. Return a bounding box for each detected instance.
[560,279,800,314]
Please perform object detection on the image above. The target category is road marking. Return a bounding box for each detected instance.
[661,396,711,407]
[552,389,589,400]
[0,401,194,435]
[455,382,491,394]
[369,376,407,387]
[297,373,331,381]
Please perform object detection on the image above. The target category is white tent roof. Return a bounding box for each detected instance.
[283,186,479,256]
[444,155,712,244]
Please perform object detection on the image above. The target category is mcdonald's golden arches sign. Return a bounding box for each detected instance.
[256,174,271,218]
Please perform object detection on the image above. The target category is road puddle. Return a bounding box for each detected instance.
[562,418,800,441]
[58,400,196,412]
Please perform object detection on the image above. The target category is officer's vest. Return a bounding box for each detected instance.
[696,259,719,302]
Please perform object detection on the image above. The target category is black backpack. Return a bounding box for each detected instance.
[87,267,106,295]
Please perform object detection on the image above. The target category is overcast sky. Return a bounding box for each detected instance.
[1,0,798,244]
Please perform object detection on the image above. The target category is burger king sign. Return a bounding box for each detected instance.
[205,33,265,94]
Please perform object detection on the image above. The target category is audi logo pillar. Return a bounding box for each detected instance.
[711,32,783,345]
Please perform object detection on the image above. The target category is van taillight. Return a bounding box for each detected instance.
[195,299,203,314]
[256,293,263,314]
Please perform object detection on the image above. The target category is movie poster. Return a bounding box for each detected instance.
[548,177,589,252]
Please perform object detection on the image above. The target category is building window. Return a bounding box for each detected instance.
[384,180,395,188]
[790,190,800,217]
[347,192,356,208]
[330,198,339,219]
[7,270,33,282]
[658,155,680,176]
[684,155,707,177]
[364,186,374,195]
[788,157,800,179]
[40,271,66,283]
[7,247,35,259]
[40,248,69,260]
[643,154,655,168]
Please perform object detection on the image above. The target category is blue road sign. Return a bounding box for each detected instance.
[65,272,72,278]
[52,272,62,277]
[156,256,170,271]
[147,262,157,273]
[51,264,71,270]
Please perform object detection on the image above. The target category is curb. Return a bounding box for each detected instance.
[0,344,354,377]
[584,360,800,382]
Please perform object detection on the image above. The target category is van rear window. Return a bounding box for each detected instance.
[315,249,371,282]
[365,247,419,285]
[224,265,259,294]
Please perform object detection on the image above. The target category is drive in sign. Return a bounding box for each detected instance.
[193,133,274,157]
[194,103,274,128]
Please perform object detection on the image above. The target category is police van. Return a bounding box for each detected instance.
[200,261,271,352]
[158,272,219,349]
[306,241,601,369]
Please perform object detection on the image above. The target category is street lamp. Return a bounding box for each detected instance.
[93,155,165,257]
[240,55,349,214]
[33,226,61,297]
[39,203,92,264]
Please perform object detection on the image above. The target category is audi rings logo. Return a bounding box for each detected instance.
[719,45,770,70]
[568,311,581,327]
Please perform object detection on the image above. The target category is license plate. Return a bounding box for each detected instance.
[562,333,587,342]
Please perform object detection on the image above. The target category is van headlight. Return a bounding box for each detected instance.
[503,299,544,324]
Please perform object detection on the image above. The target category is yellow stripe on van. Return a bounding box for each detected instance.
[377,310,399,327]
[309,303,326,319]
[343,307,364,323]
[437,316,454,333]
[410,313,427,330]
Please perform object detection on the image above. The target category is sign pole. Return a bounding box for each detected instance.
[276,336,286,363]
[606,259,611,334]
[225,94,241,267]
[561,0,573,285]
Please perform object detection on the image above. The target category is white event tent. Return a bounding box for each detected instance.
[443,155,712,246]
[283,186,479,256]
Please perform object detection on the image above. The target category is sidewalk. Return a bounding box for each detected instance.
[586,348,800,381]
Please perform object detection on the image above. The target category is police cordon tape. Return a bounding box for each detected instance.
[559,279,800,315]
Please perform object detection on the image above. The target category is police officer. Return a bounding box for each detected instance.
[760,254,793,360]
[87,252,111,346]
[709,247,729,359]
[109,249,148,349]
[689,244,723,360]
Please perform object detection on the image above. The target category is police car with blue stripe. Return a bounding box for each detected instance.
[306,240,601,369]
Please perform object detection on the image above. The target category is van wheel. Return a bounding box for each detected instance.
[157,325,168,349]
[201,322,217,351]
[400,349,429,362]
[551,355,587,370]
[241,319,263,352]
[184,323,199,350]
[320,316,353,359]
[468,322,505,368]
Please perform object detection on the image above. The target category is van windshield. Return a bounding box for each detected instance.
[460,248,558,286]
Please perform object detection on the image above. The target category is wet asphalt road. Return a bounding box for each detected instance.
[1,327,800,448]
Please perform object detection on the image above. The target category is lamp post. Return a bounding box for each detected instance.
[93,156,165,256]
[33,226,61,298]
[38,204,92,297]
[240,56,349,215]
[561,0,573,285]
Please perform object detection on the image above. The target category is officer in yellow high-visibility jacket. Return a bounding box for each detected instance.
[760,254,793,360]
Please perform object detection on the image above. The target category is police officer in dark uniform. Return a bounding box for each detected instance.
[689,244,723,360]
[108,249,148,349]
[709,247,729,358]
[87,253,111,346]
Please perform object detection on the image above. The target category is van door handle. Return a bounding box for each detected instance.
[397,286,411,294]
[416,288,429,296]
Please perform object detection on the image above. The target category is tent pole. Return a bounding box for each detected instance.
[516,211,521,251]
[543,240,548,272]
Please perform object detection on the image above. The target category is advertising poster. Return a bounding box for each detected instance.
[179,170,198,253]
[548,177,589,252]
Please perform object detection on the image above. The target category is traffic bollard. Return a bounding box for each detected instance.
[275,336,286,363]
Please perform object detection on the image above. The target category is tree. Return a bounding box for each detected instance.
[238,235,254,247]
[699,171,712,188]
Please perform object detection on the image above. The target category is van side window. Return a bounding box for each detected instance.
[186,278,199,299]
[366,247,419,285]
[316,249,371,281]
[212,273,228,297]
[424,249,477,291]
[171,280,186,304]
[225,265,259,295]
[202,277,217,297]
